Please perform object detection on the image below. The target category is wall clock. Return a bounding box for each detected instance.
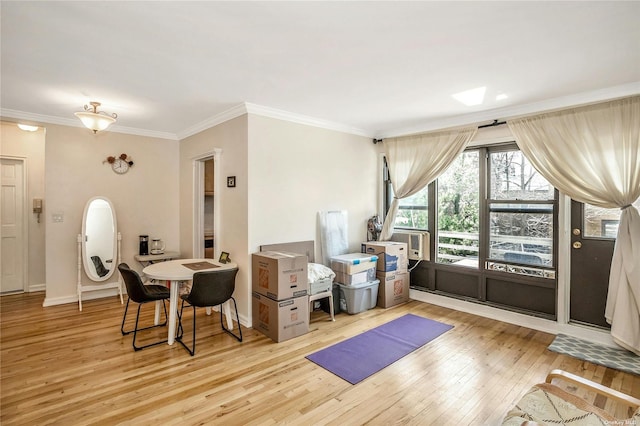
[112,158,130,174]
[104,153,134,174]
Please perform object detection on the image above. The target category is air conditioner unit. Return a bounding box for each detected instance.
[390,230,430,261]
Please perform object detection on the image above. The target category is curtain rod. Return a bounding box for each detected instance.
[373,119,507,144]
[478,119,506,129]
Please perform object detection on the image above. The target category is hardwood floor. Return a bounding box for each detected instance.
[1,292,638,425]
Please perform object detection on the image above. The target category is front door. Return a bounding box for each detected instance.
[569,199,637,328]
[1,158,26,293]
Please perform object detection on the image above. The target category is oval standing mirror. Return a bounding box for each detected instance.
[82,196,117,281]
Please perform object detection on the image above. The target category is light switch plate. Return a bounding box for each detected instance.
[52,212,64,223]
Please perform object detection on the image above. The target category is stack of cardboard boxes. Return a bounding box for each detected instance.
[361,241,410,308]
[251,251,309,342]
[330,253,380,314]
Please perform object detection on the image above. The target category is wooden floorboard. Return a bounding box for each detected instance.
[1,292,638,425]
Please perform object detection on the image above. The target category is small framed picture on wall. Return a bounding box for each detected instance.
[227,176,236,187]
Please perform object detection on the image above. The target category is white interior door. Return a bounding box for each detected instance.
[1,158,26,293]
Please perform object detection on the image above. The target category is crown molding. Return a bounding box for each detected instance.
[5,81,638,142]
[0,108,179,140]
[243,102,372,137]
[176,103,249,140]
[377,81,640,139]
[177,102,372,140]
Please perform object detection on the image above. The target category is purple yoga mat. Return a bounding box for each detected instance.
[306,313,453,384]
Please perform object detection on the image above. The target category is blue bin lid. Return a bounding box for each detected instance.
[330,253,378,264]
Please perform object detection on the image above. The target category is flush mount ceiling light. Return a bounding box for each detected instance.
[452,86,486,106]
[74,101,117,133]
[17,124,39,132]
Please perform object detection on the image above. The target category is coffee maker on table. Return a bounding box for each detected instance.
[139,235,149,256]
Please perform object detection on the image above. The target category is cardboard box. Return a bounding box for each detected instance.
[334,267,376,285]
[252,292,309,342]
[360,241,408,272]
[376,271,410,308]
[330,253,378,274]
[252,251,308,300]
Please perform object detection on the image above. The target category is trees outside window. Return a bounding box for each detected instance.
[437,150,479,265]
[385,143,558,278]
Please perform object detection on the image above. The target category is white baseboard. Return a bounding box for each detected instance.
[410,289,615,348]
[43,287,122,307]
[210,305,250,329]
[28,283,46,293]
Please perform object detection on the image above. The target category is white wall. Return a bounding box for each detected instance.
[247,115,378,257]
[179,114,378,325]
[179,115,250,318]
[0,122,46,291]
[43,124,180,305]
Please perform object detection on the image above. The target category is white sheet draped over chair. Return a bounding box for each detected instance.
[508,96,640,355]
[380,127,477,241]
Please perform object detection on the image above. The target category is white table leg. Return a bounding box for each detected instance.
[154,301,161,325]
[204,304,234,330]
[224,301,234,330]
[167,279,179,345]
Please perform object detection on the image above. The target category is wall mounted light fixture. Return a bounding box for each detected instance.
[74,101,117,133]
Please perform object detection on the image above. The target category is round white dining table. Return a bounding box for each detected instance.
[143,258,238,345]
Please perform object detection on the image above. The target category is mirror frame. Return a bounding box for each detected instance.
[81,196,118,282]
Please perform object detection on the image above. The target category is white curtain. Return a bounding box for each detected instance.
[508,96,640,355]
[380,127,477,241]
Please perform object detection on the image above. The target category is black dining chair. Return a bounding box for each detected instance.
[176,268,242,356]
[118,263,170,351]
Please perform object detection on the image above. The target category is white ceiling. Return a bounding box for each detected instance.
[2,1,639,140]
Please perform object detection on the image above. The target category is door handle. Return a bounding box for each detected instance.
[572,241,582,249]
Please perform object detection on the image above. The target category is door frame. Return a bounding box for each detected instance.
[1,155,29,293]
[192,149,222,258]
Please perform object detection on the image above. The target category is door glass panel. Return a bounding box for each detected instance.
[437,150,479,266]
[583,198,640,238]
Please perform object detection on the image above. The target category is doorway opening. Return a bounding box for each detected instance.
[204,158,214,258]
[193,149,221,260]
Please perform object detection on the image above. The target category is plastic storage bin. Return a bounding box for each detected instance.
[334,267,376,285]
[336,280,379,314]
[309,277,333,295]
[330,253,378,274]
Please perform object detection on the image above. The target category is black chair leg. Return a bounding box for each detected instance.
[121,299,169,336]
[221,297,243,342]
[121,298,131,335]
[121,299,169,351]
[177,299,242,356]
[176,301,196,356]
[132,302,170,351]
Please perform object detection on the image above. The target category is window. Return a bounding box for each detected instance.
[583,199,640,238]
[487,149,555,277]
[384,158,429,230]
[436,150,479,266]
[390,187,429,230]
[384,143,558,278]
